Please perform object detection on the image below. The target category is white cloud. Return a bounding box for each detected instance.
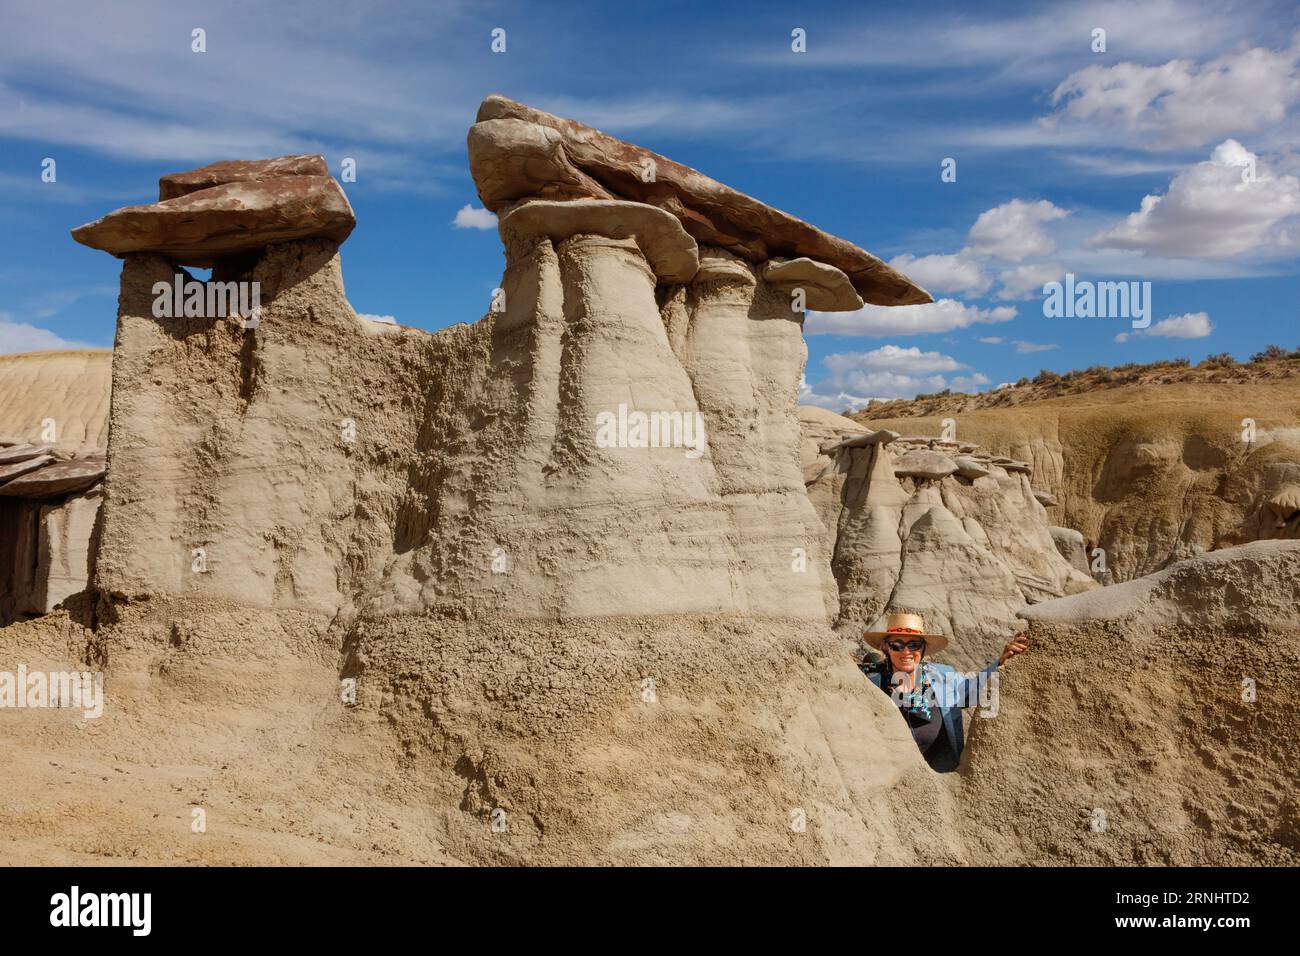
[950,372,992,391]
[357,313,397,324]
[0,315,92,354]
[1088,140,1300,258]
[978,334,1059,353]
[1115,311,1214,342]
[0,4,489,168]
[0,171,141,206]
[453,204,497,230]
[1062,154,1189,178]
[806,298,1016,336]
[996,263,1065,300]
[1045,41,1300,149]
[888,252,990,295]
[965,199,1069,261]
[842,371,952,398]
[805,345,990,402]
[798,375,873,413]
[824,345,966,376]
[742,0,1254,80]
[1149,311,1214,337]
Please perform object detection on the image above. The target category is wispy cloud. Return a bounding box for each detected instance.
[1044,38,1300,150]
[0,1,481,174]
[0,314,96,353]
[807,299,1016,336]
[737,0,1262,77]
[0,169,143,205]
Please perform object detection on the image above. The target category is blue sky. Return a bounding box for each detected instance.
[2,0,1298,408]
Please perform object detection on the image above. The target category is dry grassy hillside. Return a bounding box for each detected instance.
[0,349,112,453]
[856,350,1300,420]
[851,375,1300,582]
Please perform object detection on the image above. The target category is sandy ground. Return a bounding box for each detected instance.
[0,608,458,865]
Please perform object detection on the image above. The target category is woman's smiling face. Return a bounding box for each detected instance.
[886,638,925,673]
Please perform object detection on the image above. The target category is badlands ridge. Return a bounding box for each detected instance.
[0,96,1295,865]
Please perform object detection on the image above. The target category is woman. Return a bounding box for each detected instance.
[860,610,1028,772]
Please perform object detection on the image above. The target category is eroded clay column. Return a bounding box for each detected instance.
[489,199,762,617]
[679,250,763,493]
[676,250,866,618]
[498,199,703,490]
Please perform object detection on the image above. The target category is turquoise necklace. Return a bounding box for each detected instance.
[894,664,936,721]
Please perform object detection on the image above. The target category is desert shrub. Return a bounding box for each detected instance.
[1033,369,1061,385]
[1250,344,1290,362]
[1200,352,1236,368]
[1015,376,1029,387]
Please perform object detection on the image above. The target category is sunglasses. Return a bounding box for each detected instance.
[884,639,926,653]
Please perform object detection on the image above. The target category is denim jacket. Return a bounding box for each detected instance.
[863,659,999,761]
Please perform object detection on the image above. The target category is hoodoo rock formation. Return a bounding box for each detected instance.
[800,411,1097,669]
[467,95,931,307]
[10,97,960,864]
[860,390,1300,582]
[1,97,1294,866]
[71,156,355,267]
[0,350,110,625]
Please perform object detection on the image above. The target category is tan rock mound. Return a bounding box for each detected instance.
[801,414,1097,668]
[1,102,953,864]
[0,455,53,481]
[159,154,329,200]
[952,455,989,479]
[1267,484,1300,528]
[0,349,111,452]
[860,380,1300,581]
[0,454,105,498]
[468,95,930,306]
[824,429,900,454]
[499,198,699,283]
[761,257,864,312]
[890,449,958,480]
[0,444,52,464]
[798,406,866,484]
[961,540,1300,864]
[1050,526,1090,572]
[72,157,355,267]
[0,350,111,624]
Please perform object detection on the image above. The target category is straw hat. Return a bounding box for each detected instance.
[863,610,948,653]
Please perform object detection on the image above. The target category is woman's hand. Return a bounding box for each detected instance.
[998,632,1030,666]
